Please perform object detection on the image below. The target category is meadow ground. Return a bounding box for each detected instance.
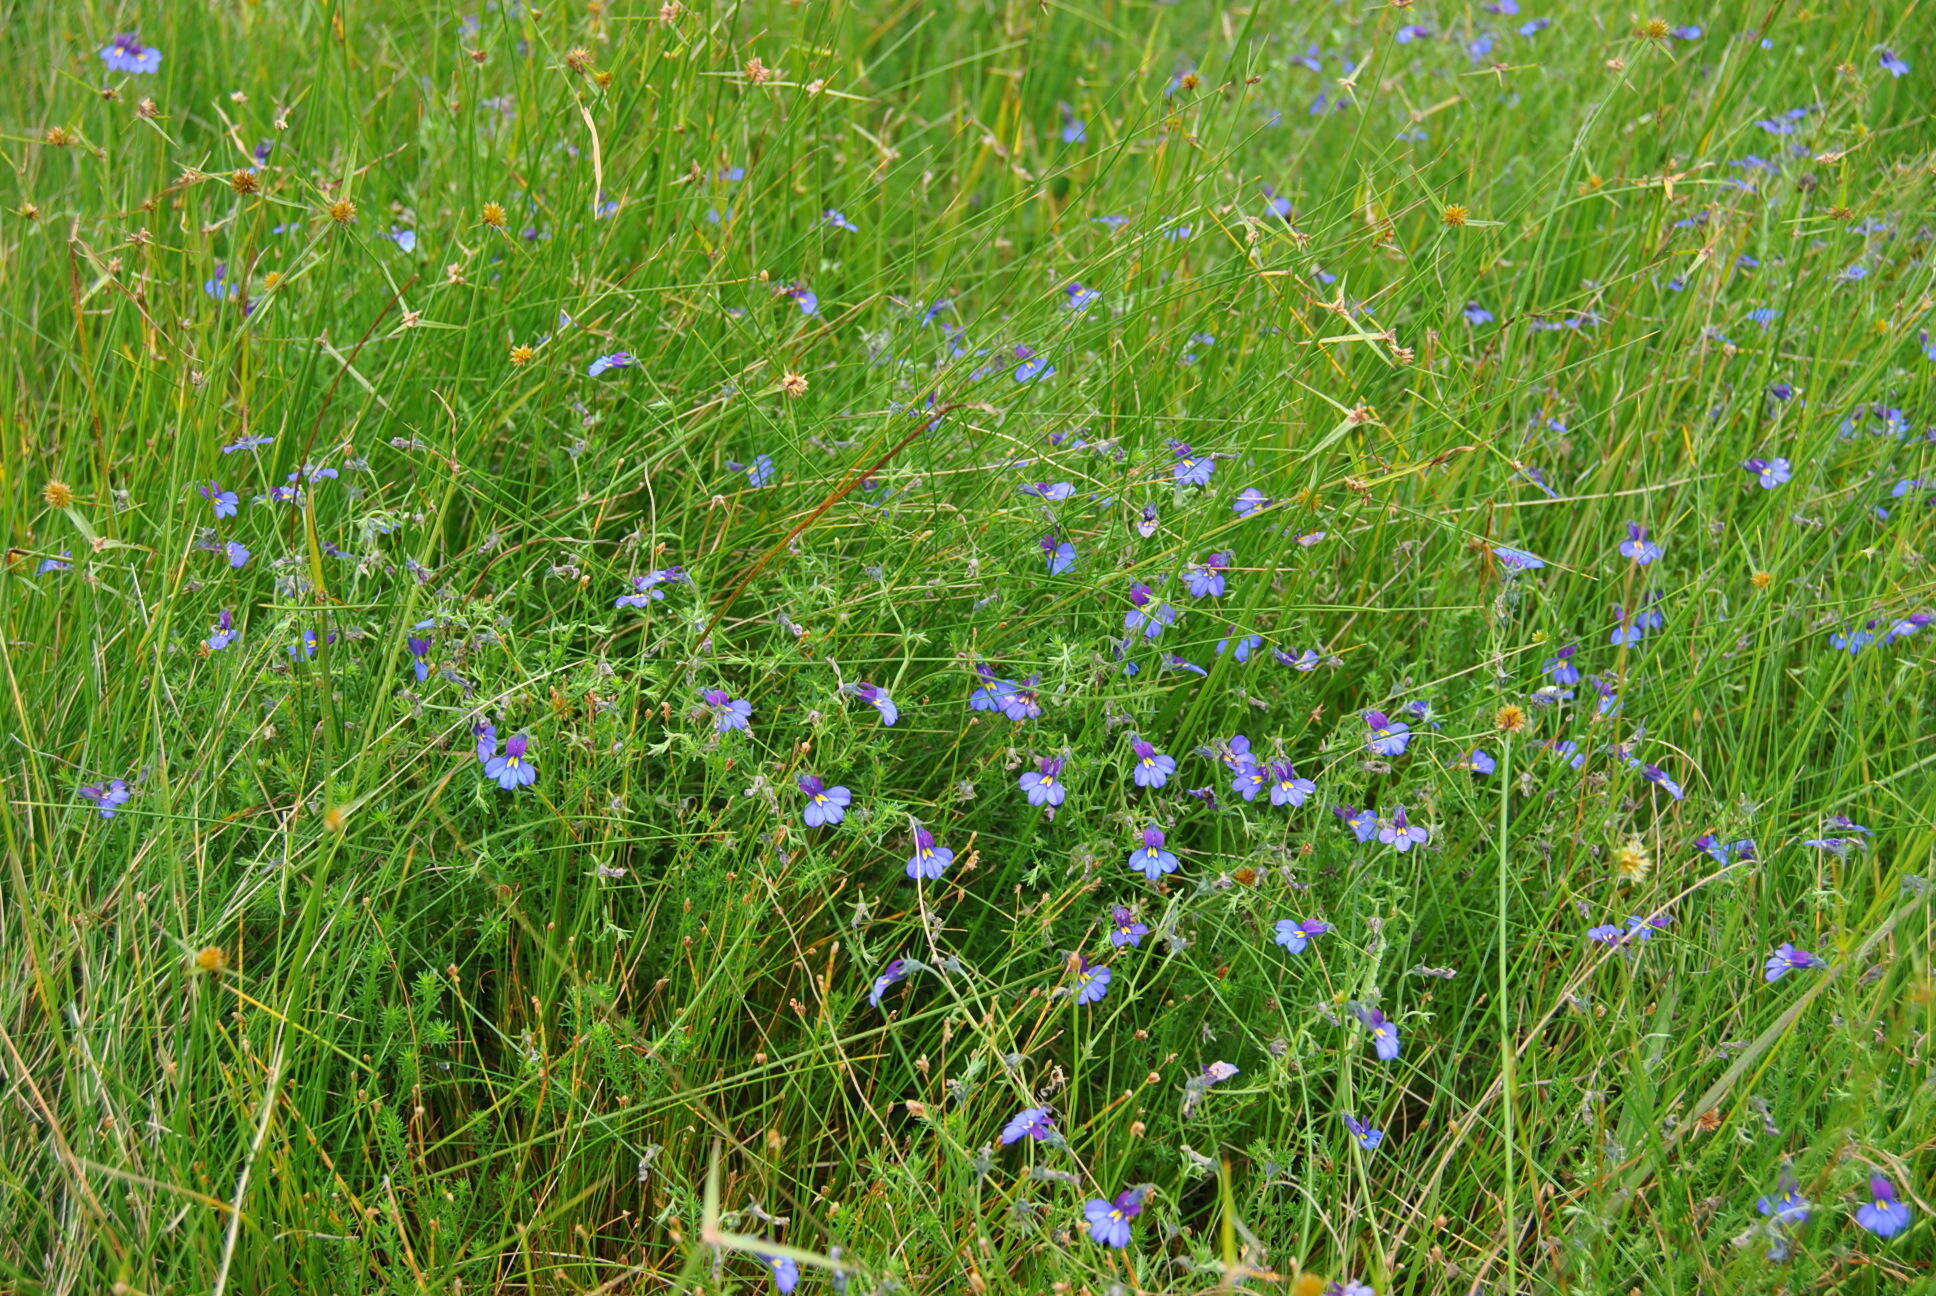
[2,2,1934,1293]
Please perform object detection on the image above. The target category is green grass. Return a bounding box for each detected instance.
[3,2,1934,1293]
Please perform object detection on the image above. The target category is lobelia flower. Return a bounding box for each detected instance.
[207,610,238,651]
[702,688,752,733]
[407,634,432,681]
[1454,749,1497,775]
[868,958,908,1008]
[1619,521,1662,564]
[100,32,163,73]
[223,434,275,453]
[1274,918,1329,954]
[1364,710,1412,756]
[481,733,537,790]
[1463,301,1495,325]
[1040,533,1077,575]
[80,779,132,818]
[1758,1174,1812,1227]
[1135,502,1161,536]
[1169,441,1214,487]
[1354,1005,1401,1061]
[1072,956,1112,1005]
[615,567,687,608]
[1083,1188,1145,1247]
[1232,487,1273,516]
[763,1254,800,1294]
[1013,344,1054,382]
[1230,758,1267,802]
[1802,836,1865,857]
[843,681,898,725]
[1696,834,1756,865]
[1856,1175,1913,1238]
[587,351,634,376]
[1880,49,1910,78]
[1493,546,1547,570]
[1764,942,1825,982]
[998,1106,1055,1146]
[1198,1060,1239,1086]
[798,775,852,827]
[1127,824,1179,880]
[1324,1283,1375,1296]
[1183,553,1230,598]
[1063,281,1099,311]
[1589,913,1672,947]
[201,481,239,519]
[1379,807,1428,852]
[1277,647,1322,671]
[729,454,777,487]
[1337,805,1379,843]
[1343,1113,1385,1150]
[1268,761,1316,807]
[1110,906,1150,948]
[1123,584,1180,639]
[998,675,1043,723]
[823,208,858,232]
[1128,738,1175,789]
[905,822,953,880]
[1021,480,1075,500]
[225,540,252,569]
[1545,644,1581,685]
[1640,763,1685,800]
[1744,457,1792,489]
[1013,756,1065,808]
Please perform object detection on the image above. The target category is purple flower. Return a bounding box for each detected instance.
[823,208,858,232]
[615,567,687,608]
[1757,1176,1812,1226]
[1183,553,1230,599]
[1619,522,1662,565]
[225,540,252,569]
[1354,1005,1401,1061]
[1640,763,1685,800]
[1013,344,1055,383]
[729,454,777,487]
[1696,834,1756,865]
[905,822,954,880]
[1170,441,1214,487]
[1337,805,1379,843]
[1364,711,1412,756]
[1109,906,1150,948]
[1590,913,1672,947]
[968,665,1018,713]
[1041,534,1077,575]
[1454,749,1496,775]
[79,779,132,818]
[1123,584,1180,639]
[798,775,852,827]
[1744,457,1792,489]
[1268,761,1316,807]
[1274,918,1329,954]
[764,1254,799,1294]
[1230,757,1267,802]
[1463,301,1496,325]
[482,733,538,790]
[869,958,908,1008]
[1019,756,1067,808]
[999,1106,1055,1146]
[1083,1188,1145,1248]
[1492,545,1548,570]
[1022,480,1075,500]
[843,681,898,726]
[1127,824,1179,880]
[703,688,753,733]
[100,32,162,74]
[222,434,275,454]
[1136,502,1161,536]
[407,634,432,681]
[1856,1175,1913,1238]
[1880,50,1910,78]
[1764,942,1825,982]
[1073,956,1112,1005]
[587,351,634,377]
[1545,644,1581,685]
[1063,281,1099,311]
[998,676,1043,723]
[1378,807,1428,852]
[1128,739,1175,789]
[207,610,238,651]
[201,481,239,519]
[1343,1113,1384,1150]
[1232,487,1273,516]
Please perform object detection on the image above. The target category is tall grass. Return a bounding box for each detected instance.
[2,3,1932,1293]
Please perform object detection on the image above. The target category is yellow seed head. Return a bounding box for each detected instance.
[230,169,260,194]
[1751,570,1774,589]
[1495,704,1527,733]
[781,371,808,397]
[1442,203,1469,226]
[1612,838,1652,883]
[510,344,536,365]
[481,201,508,228]
[327,198,357,224]
[193,946,228,974]
[565,47,594,74]
[42,480,75,508]
[1637,17,1671,39]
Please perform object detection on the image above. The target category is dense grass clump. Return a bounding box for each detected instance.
[3,3,1934,1293]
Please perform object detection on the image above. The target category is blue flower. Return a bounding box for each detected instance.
[1019,756,1067,808]
[998,1105,1055,1145]
[1123,584,1179,638]
[587,351,634,376]
[482,733,538,790]
[1170,441,1214,487]
[1109,906,1149,948]
[1764,942,1825,982]
[1128,824,1179,880]
[843,681,898,725]
[1454,749,1497,775]
[1880,50,1910,78]
[1083,1188,1144,1248]
[1364,711,1412,756]
[823,208,858,232]
[100,33,162,74]
[1072,956,1112,1005]
[1343,1112,1384,1150]
[1274,918,1329,954]
[798,775,852,827]
[702,689,753,733]
[1353,1004,1400,1061]
[1618,522,1662,565]
[1744,457,1792,489]
[1129,738,1175,788]
[1268,761,1315,806]
[1041,534,1077,575]
[1493,545,1546,570]
[1378,807,1428,852]
[905,822,953,881]
[79,779,132,818]
[869,958,908,1008]
[1856,1175,1913,1238]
